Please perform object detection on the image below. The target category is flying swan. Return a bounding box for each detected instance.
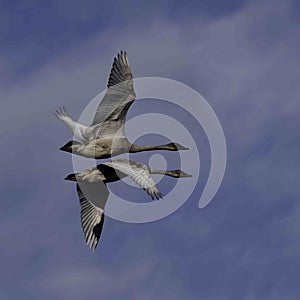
[65,158,192,250]
[55,51,188,159]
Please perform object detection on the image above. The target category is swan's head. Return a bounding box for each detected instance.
[167,170,192,178]
[59,140,82,153]
[167,142,189,151]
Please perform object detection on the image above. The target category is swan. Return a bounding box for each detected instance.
[55,51,188,159]
[65,158,192,250]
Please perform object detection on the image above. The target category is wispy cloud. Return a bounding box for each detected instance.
[1,0,299,299]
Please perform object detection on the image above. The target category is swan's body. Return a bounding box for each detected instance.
[55,51,188,159]
[60,137,187,159]
[65,159,192,250]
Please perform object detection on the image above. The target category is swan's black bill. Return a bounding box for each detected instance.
[177,170,192,177]
[168,142,189,151]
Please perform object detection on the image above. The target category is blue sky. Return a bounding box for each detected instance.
[1,0,300,299]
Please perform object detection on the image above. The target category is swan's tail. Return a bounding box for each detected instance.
[65,173,79,181]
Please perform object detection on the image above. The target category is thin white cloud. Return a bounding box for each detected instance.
[1,1,300,299]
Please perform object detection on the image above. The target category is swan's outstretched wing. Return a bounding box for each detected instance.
[55,107,92,142]
[103,159,163,200]
[76,182,108,250]
[91,51,136,137]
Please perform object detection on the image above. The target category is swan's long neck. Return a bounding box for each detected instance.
[129,143,175,153]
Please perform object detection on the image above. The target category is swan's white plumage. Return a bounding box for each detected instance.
[73,159,163,200]
[102,159,163,200]
[56,51,188,159]
[65,160,192,250]
[56,51,135,140]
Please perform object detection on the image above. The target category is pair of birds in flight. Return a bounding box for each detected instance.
[56,51,191,250]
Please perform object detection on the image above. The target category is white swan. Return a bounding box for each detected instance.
[55,51,188,159]
[65,159,192,250]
